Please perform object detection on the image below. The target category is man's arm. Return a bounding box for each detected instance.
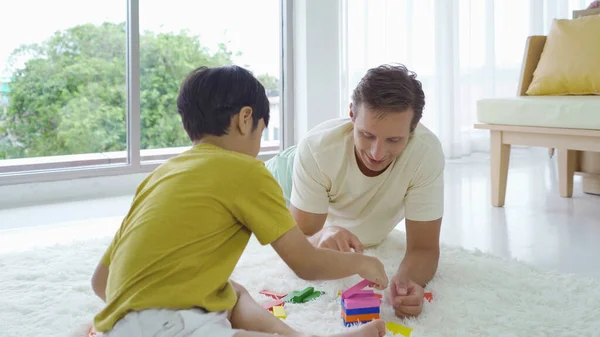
[290,204,327,236]
[396,217,441,287]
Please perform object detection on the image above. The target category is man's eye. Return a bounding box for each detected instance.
[362,132,374,139]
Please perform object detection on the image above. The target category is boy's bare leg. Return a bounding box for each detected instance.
[228,281,386,337]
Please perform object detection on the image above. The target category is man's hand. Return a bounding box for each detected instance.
[309,226,364,253]
[388,275,424,318]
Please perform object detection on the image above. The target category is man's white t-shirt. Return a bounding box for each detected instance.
[290,118,445,247]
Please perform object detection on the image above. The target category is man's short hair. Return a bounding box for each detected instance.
[177,65,270,141]
[351,64,425,130]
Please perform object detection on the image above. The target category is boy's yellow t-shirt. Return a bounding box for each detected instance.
[93,143,296,332]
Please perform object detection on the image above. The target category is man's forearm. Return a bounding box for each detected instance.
[396,248,439,287]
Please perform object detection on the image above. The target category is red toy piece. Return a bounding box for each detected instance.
[262,298,285,311]
[260,290,288,300]
[424,292,433,302]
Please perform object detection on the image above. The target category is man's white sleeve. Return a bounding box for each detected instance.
[290,139,330,214]
[404,144,445,222]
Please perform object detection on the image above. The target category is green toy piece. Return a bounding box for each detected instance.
[301,290,324,303]
[290,287,314,303]
[282,287,326,303]
[282,290,300,303]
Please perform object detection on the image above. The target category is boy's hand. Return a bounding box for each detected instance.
[358,255,388,290]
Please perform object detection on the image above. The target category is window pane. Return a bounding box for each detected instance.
[0,0,126,172]
[139,0,282,155]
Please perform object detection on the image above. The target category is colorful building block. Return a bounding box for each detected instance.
[289,287,314,303]
[341,302,380,315]
[342,289,374,299]
[262,299,285,310]
[342,313,380,323]
[340,278,382,327]
[385,322,412,336]
[302,290,324,302]
[341,279,372,299]
[272,306,286,319]
[424,292,433,302]
[260,290,288,300]
[343,296,381,309]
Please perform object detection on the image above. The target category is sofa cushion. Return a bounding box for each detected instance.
[525,15,600,96]
[477,97,600,130]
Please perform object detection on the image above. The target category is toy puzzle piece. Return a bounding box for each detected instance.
[342,312,379,323]
[341,302,380,315]
[341,279,372,299]
[344,320,370,327]
[342,289,374,299]
[260,290,288,300]
[262,299,285,310]
[343,296,380,309]
[282,291,299,302]
[424,292,433,302]
[292,287,314,303]
[301,290,324,303]
[272,305,286,319]
[385,322,412,336]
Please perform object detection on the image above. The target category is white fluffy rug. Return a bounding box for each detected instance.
[1,229,600,337]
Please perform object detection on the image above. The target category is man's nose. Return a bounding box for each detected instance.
[370,141,385,160]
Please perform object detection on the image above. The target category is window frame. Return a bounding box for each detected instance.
[0,0,291,186]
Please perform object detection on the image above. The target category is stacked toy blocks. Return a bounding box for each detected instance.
[340,279,382,327]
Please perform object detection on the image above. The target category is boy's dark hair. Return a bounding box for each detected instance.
[351,64,425,131]
[177,65,270,141]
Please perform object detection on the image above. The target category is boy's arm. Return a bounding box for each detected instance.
[92,263,109,302]
[270,225,387,289]
[234,163,388,289]
[91,232,118,303]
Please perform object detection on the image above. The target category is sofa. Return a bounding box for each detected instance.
[474,8,600,207]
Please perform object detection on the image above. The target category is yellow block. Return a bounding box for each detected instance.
[385,322,412,336]
[272,305,286,319]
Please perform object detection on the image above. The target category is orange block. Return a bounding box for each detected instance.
[424,292,433,302]
[341,312,380,322]
[374,293,382,299]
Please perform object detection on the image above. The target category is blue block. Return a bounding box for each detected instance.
[342,306,380,315]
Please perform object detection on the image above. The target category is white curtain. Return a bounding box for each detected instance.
[341,0,590,159]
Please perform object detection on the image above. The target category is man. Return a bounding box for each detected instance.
[266,64,444,319]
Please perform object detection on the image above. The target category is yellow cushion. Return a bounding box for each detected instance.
[526,15,600,96]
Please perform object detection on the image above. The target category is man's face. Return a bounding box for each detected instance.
[350,104,413,175]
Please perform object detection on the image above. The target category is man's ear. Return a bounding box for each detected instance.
[349,103,355,121]
[236,106,254,136]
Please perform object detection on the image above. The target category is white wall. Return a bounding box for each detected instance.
[292,0,344,143]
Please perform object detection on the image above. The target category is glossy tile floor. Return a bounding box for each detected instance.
[1,148,599,280]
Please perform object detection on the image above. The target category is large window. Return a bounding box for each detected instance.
[0,0,283,181]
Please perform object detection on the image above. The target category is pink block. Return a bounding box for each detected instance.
[342,290,375,300]
[342,279,373,299]
[344,296,381,309]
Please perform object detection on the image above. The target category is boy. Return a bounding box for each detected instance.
[90,65,388,337]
